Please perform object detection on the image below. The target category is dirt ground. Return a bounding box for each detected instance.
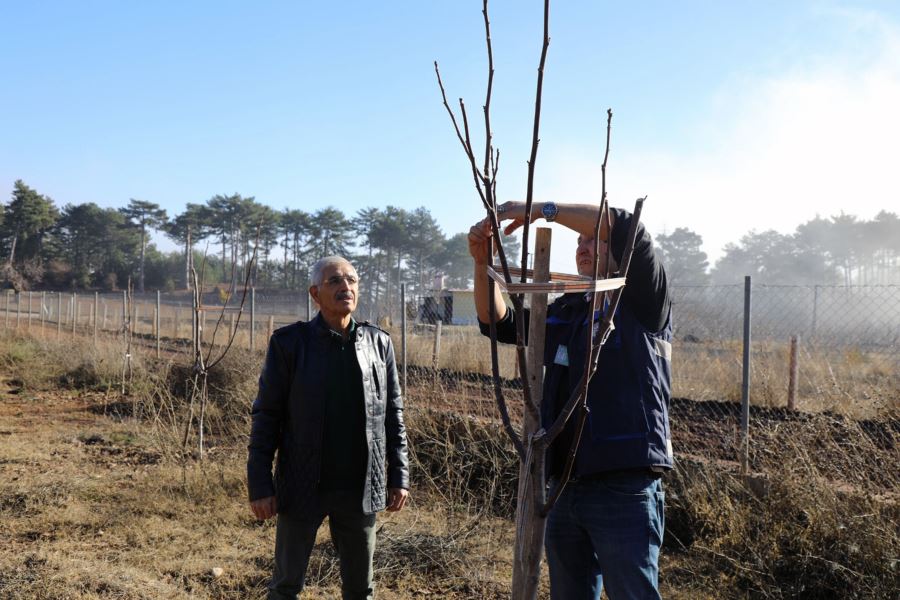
[0,379,526,599]
[0,373,733,599]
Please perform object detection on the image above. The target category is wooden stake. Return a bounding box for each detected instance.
[787,335,799,410]
[512,227,551,599]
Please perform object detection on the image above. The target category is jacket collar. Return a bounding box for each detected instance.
[312,313,358,341]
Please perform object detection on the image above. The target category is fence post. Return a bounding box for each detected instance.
[156,290,161,359]
[27,291,33,331]
[267,315,274,340]
[811,285,819,338]
[432,319,442,387]
[94,292,99,344]
[57,293,62,339]
[740,275,752,475]
[72,293,78,336]
[40,291,45,335]
[250,287,256,352]
[4,290,9,328]
[787,335,799,410]
[122,290,127,337]
[307,290,312,322]
[401,283,407,397]
[16,292,21,329]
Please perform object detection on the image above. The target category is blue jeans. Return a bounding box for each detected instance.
[545,472,665,600]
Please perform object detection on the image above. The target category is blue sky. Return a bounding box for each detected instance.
[2,1,899,272]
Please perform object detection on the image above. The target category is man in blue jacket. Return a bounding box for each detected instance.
[468,201,672,600]
[247,256,409,600]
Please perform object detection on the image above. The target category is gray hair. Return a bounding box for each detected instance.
[310,256,355,286]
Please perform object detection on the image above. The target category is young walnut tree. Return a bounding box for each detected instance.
[436,2,646,597]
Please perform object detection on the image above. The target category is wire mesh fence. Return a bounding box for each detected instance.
[3,282,898,497]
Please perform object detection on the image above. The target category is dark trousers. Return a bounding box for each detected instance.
[267,490,376,600]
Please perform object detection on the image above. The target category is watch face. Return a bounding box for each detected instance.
[542,202,558,221]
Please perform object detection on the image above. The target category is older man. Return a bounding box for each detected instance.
[247,256,409,600]
[469,201,672,600]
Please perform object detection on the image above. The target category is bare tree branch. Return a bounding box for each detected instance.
[519,0,551,284]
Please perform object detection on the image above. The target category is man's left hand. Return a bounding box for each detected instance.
[386,488,409,512]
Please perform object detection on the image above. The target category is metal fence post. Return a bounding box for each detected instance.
[16,292,21,329]
[27,291,33,330]
[401,283,407,396]
[740,275,752,475]
[307,290,312,322]
[72,293,78,336]
[40,291,45,335]
[4,290,9,328]
[57,293,62,339]
[250,287,256,351]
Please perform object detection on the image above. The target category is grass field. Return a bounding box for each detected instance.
[0,328,897,598]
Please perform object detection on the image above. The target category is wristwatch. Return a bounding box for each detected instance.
[541,202,559,222]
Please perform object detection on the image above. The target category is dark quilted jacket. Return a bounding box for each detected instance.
[246,315,409,515]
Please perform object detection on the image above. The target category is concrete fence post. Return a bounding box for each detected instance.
[401,283,407,397]
[432,319,442,388]
[156,290,161,359]
[250,287,256,352]
[94,292,99,344]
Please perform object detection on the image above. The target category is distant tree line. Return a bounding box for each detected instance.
[656,212,900,285]
[0,180,520,296]
[3,180,897,294]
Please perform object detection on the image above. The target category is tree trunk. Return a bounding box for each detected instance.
[511,227,552,600]
[138,225,146,293]
[7,232,18,266]
[185,226,192,291]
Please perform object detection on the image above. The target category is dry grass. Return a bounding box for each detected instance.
[1,328,897,599]
[674,339,898,418]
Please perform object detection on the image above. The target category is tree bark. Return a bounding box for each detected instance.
[511,227,551,600]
